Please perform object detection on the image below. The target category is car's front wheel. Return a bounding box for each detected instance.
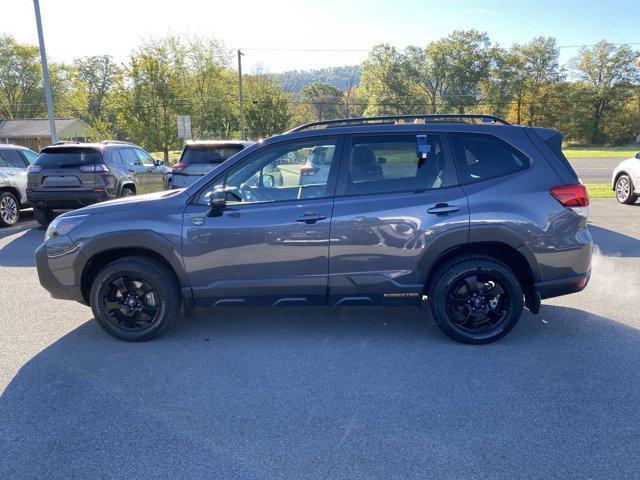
[0,191,20,227]
[615,174,638,204]
[89,255,181,341]
[428,255,524,344]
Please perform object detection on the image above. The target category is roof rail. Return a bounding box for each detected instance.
[100,140,134,145]
[51,140,80,145]
[288,114,510,132]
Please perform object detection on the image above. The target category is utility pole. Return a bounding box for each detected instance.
[33,0,57,143]
[237,49,246,140]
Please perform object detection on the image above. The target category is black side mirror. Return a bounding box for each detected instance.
[377,156,387,165]
[206,190,227,217]
[153,158,164,166]
[635,152,640,160]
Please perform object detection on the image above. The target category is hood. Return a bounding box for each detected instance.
[61,189,187,217]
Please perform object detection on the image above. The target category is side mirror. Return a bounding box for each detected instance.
[153,158,164,166]
[206,189,227,217]
[261,173,275,187]
[635,152,640,160]
[377,156,387,165]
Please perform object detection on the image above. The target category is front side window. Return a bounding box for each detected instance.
[346,134,450,195]
[198,138,339,205]
[450,133,529,184]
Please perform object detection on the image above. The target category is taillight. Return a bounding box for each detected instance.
[172,162,188,171]
[79,164,109,173]
[300,166,319,176]
[27,165,41,173]
[550,184,590,217]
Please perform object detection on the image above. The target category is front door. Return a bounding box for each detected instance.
[328,132,469,305]
[182,136,342,306]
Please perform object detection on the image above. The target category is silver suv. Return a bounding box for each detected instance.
[35,115,592,344]
[0,144,38,227]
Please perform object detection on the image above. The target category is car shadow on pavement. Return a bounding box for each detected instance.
[2,305,639,479]
[588,224,640,258]
[0,227,43,267]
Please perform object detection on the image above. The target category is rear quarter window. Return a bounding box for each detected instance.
[450,133,529,184]
[35,147,102,167]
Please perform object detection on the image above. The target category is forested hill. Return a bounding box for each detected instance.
[273,65,360,94]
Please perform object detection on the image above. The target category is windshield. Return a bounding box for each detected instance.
[35,147,102,167]
[181,146,242,165]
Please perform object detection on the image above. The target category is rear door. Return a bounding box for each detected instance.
[119,148,148,193]
[328,131,469,305]
[0,150,29,201]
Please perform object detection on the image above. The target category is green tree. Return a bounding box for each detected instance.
[299,82,344,121]
[570,41,640,144]
[244,74,292,138]
[480,46,524,119]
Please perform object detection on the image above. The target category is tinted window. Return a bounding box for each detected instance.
[182,146,243,165]
[0,150,28,168]
[35,147,102,167]
[119,148,139,166]
[346,134,449,195]
[21,150,39,164]
[135,148,155,166]
[450,133,529,184]
[198,139,338,205]
[109,149,122,164]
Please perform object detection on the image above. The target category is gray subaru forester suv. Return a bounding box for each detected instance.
[35,115,592,344]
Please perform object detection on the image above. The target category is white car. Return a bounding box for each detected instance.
[612,152,640,204]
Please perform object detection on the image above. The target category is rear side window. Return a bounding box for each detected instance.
[450,133,529,184]
[181,146,243,165]
[0,150,28,168]
[345,134,451,195]
[119,148,139,167]
[35,147,102,167]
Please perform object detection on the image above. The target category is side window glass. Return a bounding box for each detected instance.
[120,148,140,167]
[110,149,122,165]
[21,150,39,165]
[0,155,7,168]
[197,138,339,205]
[135,149,155,166]
[450,133,529,184]
[346,135,449,195]
[0,150,29,168]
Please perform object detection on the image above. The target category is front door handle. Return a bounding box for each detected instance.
[296,211,327,224]
[427,203,460,215]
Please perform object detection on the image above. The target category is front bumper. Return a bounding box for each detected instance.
[35,241,86,304]
[28,189,114,210]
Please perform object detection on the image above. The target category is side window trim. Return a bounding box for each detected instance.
[334,132,457,197]
[191,135,345,207]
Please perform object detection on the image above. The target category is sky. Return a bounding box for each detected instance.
[2,0,639,72]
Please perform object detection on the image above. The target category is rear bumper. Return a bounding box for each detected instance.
[534,270,591,300]
[27,189,114,210]
[35,243,86,303]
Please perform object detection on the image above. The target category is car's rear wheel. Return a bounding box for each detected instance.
[615,175,638,204]
[90,255,181,341]
[0,191,20,227]
[34,207,55,227]
[120,186,135,198]
[428,256,524,344]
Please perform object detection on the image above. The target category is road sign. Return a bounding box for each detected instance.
[177,115,192,139]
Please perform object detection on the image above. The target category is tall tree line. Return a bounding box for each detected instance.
[1,31,639,155]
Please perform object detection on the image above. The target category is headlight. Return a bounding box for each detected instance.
[44,214,89,242]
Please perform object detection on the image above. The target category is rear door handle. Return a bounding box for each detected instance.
[296,211,327,224]
[427,203,460,215]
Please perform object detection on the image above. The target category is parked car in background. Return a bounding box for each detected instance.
[612,152,640,204]
[27,141,170,226]
[0,144,38,227]
[169,140,254,189]
[299,144,336,185]
[35,114,592,345]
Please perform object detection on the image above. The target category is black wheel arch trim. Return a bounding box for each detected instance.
[75,230,192,292]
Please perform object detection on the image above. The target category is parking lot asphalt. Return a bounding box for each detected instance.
[568,157,622,183]
[1,198,639,479]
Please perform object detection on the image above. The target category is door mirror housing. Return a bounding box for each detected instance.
[153,158,164,166]
[206,189,227,217]
[377,156,387,165]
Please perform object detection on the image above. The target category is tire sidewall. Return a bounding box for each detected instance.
[90,264,170,341]
[0,192,20,227]
[616,175,634,204]
[430,261,524,344]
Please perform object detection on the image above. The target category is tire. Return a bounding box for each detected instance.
[428,255,524,344]
[120,186,135,198]
[0,191,20,227]
[34,207,55,227]
[89,255,181,342]
[615,174,638,205]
